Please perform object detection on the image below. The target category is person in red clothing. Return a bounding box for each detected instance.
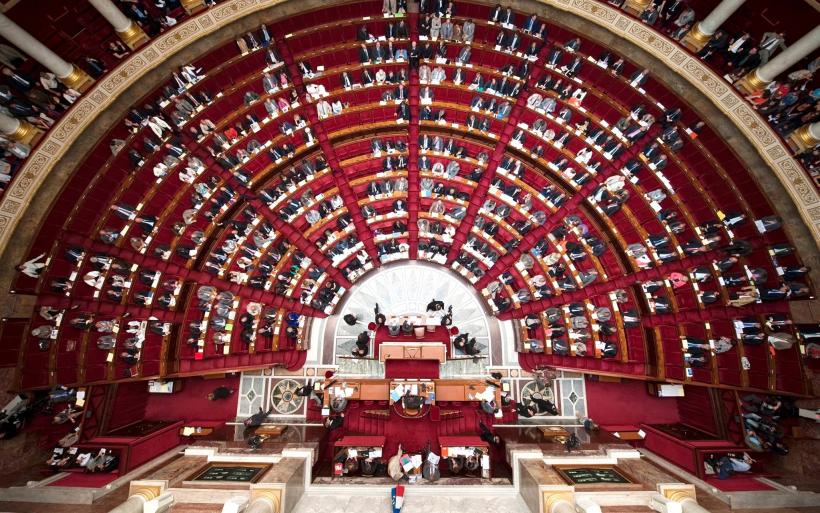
[224,126,239,141]
[668,271,689,289]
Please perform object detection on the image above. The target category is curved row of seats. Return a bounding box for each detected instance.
[3,1,810,396]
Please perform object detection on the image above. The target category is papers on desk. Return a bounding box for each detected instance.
[401,455,415,472]
[331,386,353,398]
[482,386,496,401]
[390,385,404,402]
[444,446,476,457]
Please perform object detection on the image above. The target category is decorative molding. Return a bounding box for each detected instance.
[250,485,283,513]
[0,0,815,261]
[128,480,167,501]
[657,483,697,502]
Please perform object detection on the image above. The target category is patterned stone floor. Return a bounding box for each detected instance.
[290,493,530,513]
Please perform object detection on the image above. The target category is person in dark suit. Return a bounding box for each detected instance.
[522,13,539,33]
[359,43,371,63]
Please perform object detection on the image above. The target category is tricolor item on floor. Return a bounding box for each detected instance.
[391,484,405,512]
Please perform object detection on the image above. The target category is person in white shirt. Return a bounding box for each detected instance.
[575,148,593,165]
[199,118,215,135]
[430,15,442,39]
[153,162,169,178]
[431,66,446,82]
[375,68,387,84]
[179,167,197,183]
[84,271,105,289]
[147,116,172,138]
[316,100,332,119]
[18,253,47,278]
[181,64,202,83]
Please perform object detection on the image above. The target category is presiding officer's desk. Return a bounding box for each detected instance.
[321,377,502,413]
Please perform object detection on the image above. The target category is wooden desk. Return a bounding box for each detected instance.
[439,435,491,478]
[334,435,386,450]
[322,379,390,409]
[321,378,500,408]
[389,380,436,405]
[379,342,447,363]
[254,425,286,437]
[614,431,644,441]
[387,314,441,329]
[179,426,213,437]
[436,379,502,405]
[539,426,570,440]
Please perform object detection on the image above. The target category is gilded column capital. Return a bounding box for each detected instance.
[681,22,712,52]
[59,65,95,93]
[117,22,149,50]
[734,68,770,95]
[9,119,42,146]
[786,123,820,154]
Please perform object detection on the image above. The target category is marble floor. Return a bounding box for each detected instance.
[290,493,531,513]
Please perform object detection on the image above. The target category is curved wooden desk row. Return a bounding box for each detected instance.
[321,377,502,409]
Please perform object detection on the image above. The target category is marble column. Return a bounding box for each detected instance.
[576,497,602,513]
[787,121,820,154]
[0,13,94,92]
[246,496,277,513]
[679,497,712,513]
[549,499,576,513]
[108,484,168,513]
[736,25,820,94]
[681,0,746,52]
[107,496,148,513]
[88,0,149,50]
[0,111,41,145]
